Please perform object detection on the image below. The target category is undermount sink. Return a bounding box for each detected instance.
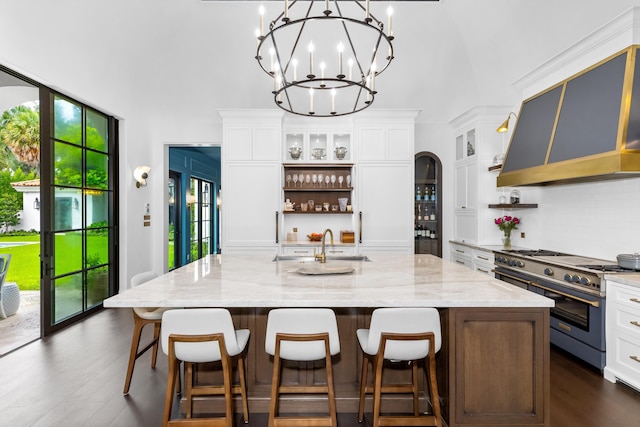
[272,254,371,262]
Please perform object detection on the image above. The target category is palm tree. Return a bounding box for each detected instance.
[0,106,40,175]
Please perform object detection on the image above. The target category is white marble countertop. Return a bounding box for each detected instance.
[104,254,553,309]
[605,273,640,288]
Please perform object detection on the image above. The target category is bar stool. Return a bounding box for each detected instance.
[265,308,341,427]
[123,271,168,394]
[357,307,442,427]
[161,308,250,427]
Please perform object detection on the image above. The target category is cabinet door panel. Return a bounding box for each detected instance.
[358,163,412,251]
[224,126,253,161]
[387,128,413,161]
[222,162,280,252]
[357,127,386,161]
[455,163,467,209]
[253,126,281,161]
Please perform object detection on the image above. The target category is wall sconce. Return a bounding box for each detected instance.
[496,112,518,133]
[33,197,40,210]
[186,191,196,207]
[133,165,151,188]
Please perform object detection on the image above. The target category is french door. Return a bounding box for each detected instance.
[189,178,214,262]
[40,90,118,334]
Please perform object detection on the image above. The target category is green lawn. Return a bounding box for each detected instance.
[0,235,40,290]
[0,233,109,291]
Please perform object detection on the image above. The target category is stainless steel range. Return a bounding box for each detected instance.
[494,249,637,371]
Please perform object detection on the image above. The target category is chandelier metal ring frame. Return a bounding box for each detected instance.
[255,0,395,117]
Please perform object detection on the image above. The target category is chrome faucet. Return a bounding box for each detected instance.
[315,228,334,263]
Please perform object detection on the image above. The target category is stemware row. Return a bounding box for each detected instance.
[286,174,351,188]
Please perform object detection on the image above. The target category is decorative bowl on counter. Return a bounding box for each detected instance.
[307,233,323,241]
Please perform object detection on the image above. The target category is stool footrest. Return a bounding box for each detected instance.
[278,385,330,394]
[272,416,335,427]
[378,415,439,426]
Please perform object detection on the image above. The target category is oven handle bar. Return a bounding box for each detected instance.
[528,283,600,308]
[492,270,531,285]
[494,269,601,307]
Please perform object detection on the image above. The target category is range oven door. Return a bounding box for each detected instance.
[493,267,530,290]
[527,278,605,352]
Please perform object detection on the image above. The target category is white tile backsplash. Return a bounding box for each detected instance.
[513,177,640,260]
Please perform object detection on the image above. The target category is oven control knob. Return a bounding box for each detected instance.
[572,274,581,283]
[564,273,572,282]
[580,277,591,286]
[508,259,516,266]
[544,267,554,276]
[516,260,525,268]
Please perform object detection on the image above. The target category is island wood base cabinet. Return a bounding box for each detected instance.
[187,306,550,427]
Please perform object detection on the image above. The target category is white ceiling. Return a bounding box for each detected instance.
[1,0,639,126]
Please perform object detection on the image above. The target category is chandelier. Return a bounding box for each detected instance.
[255,0,395,117]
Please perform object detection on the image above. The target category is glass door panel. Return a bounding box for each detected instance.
[42,94,117,331]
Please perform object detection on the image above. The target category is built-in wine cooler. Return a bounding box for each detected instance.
[414,152,441,257]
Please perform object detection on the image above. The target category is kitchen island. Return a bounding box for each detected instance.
[105,254,553,427]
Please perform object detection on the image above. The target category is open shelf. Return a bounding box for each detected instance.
[488,203,538,209]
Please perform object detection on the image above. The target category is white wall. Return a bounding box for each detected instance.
[2,0,640,285]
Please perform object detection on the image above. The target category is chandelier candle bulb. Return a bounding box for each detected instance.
[308,42,315,78]
[284,0,289,19]
[337,42,344,78]
[269,47,275,73]
[292,58,298,81]
[325,0,329,13]
[259,4,265,36]
[331,88,336,114]
[365,0,370,20]
[348,58,354,81]
[309,88,314,114]
[320,62,326,87]
[387,7,393,37]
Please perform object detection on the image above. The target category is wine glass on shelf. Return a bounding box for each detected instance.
[305,175,311,186]
[338,176,344,187]
[292,174,298,188]
[312,174,318,187]
[286,174,292,187]
[331,174,336,188]
[298,173,304,188]
[325,175,330,187]
[317,173,324,188]
[346,174,351,188]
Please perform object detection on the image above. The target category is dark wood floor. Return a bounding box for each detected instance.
[0,308,639,427]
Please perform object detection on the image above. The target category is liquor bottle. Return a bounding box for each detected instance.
[431,186,436,201]
[416,187,421,201]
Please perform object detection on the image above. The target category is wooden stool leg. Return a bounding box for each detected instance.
[123,315,145,394]
[372,354,384,427]
[238,355,249,423]
[163,352,179,427]
[325,341,337,427]
[412,360,420,416]
[427,353,442,427]
[358,354,369,422]
[151,322,161,368]
[268,351,281,427]
[185,362,194,418]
